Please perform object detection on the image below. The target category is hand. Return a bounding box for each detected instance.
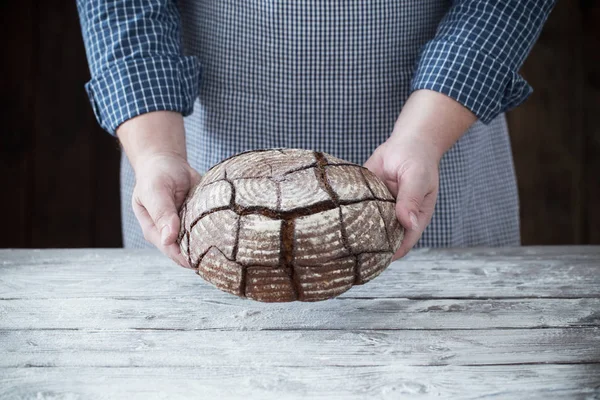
[365,89,477,259]
[364,135,440,260]
[132,152,201,268]
[116,111,201,268]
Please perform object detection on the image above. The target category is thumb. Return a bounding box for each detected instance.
[394,173,427,232]
[143,185,181,246]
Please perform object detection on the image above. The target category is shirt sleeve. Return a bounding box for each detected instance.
[77,0,201,135]
[410,0,556,124]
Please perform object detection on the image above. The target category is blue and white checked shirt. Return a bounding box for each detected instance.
[77,0,553,134]
[77,1,554,249]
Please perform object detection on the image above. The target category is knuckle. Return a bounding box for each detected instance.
[412,164,430,178]
[153,208,167,221]
[405,196,421,207]
[131,189,141,205]
[154,211,174,227]
[149,178,164,192]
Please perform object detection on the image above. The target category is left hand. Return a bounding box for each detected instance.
[364,134,440,260]
[364,89,477,260]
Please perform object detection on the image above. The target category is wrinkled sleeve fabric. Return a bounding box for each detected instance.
[411,0,555,124]
[77,0,200,135]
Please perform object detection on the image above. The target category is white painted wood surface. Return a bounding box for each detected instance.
[2,298,599,330]
[1,365,600,400]
[2,247,600,299]
[0,247,599,399]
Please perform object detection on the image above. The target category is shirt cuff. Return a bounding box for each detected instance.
[410,39,532,124]
[84,55,201,134]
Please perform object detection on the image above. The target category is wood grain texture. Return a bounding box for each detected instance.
[1,328,599,368]
[2,248,599,299]
[2,297,598,331]
[0,365,598,400]
[1,248,599,398]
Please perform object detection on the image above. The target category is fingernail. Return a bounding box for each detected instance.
[161,225,171,245]
[409,212,419,231]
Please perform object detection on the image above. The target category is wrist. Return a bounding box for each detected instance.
[116,111,187,171]
[391,89,477,161]
[387,132,444,166]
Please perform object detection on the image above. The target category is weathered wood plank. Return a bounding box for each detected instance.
[1,249,598,398]
[4,246,599,263]
[1,297,598,330]
[1,328,598,368]
[1,365,598,400]
[1,248,599,299]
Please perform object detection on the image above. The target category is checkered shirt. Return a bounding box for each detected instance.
[77,0,554,248]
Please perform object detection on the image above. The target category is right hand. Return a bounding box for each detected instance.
[132,152,201,268]
[116,111,201,268]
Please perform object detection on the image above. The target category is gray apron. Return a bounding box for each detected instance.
[121,0,520,248]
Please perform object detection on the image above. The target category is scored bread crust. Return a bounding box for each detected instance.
[178,149,403,302]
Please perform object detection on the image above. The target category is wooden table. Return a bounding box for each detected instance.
[1,247,599,399]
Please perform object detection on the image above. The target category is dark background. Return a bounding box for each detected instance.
[1,0,599,249]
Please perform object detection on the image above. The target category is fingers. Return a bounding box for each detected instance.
[392,219,421,261]
[127,152,200,269]
[363,152,380,173]
[164,242,192,269]
[391,166,438,261]
[132,198,191,269]
[394,167,428,232]
[392,212,422,261]
[392,191,437,261]
[365,137,441,262]
[364,151,399,197]
[142,183,181,246]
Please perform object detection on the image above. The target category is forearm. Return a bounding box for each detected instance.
[391,89,477,161]
[116,111,187,172]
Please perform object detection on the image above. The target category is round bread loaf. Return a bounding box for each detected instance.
[178,149,404,302]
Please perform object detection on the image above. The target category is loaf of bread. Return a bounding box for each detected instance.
[178,149,403,302]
